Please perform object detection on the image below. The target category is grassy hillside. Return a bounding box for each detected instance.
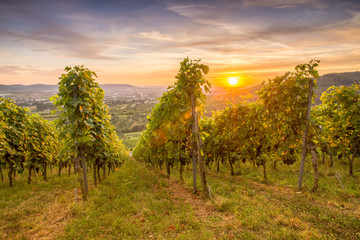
[122,131,143,149]
[1,158,359,239]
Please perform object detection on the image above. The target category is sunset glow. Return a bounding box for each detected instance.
[0,0,359,86]
[228,77,240,86]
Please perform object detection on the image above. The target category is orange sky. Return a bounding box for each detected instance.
[0,0,359,88]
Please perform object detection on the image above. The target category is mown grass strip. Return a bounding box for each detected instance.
[170,160,360,240]
[60,159,224,240]
[0,172,78,239]
[1,158,359,239]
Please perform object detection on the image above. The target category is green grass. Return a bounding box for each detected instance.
[0,169,78,239]
[122,131,142,149]
[123,131,142,138]
[0,158,359,239]
[122,138,140,149]
[171,159,360,239]
[60,160,220,239]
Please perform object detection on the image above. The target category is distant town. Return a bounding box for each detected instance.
[0,84,168,112]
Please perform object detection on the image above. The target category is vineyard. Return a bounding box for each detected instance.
[0,59,359,239]
[134,59,360,193]
[0,66,128,199]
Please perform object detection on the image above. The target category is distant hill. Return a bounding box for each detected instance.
[0,84,138,94]
[314,71,360,104]
[100,84,138,94]
[0,84,58,93]
[1,71,359,104]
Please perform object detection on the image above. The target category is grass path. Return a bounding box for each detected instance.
[60,159,242,239]
[166,177,240,238]
[1,158,359,239]
[204,171,360,239]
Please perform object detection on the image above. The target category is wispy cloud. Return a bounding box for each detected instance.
[0,0,121,60]
[0,0,359,85]
[2,26,118,60]
[0,65,39,75]
[139,31,173,41]
[242,0,316,8]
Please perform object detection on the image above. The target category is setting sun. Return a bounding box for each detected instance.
[228,77,240,86]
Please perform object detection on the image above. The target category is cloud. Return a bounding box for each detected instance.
[0,0,359,86]
[139,31,173,41]
[0,0,121,60]
[0,65,39,75]
[10,28,118,60]
[242,0,316,8]
[165,0,356,36]
[163,0,359,61]
[166,3,208,19]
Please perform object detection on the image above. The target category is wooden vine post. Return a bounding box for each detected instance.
[298,66,314,189]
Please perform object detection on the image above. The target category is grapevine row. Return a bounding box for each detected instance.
[134,59,359,193]
[0,66,128,200]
